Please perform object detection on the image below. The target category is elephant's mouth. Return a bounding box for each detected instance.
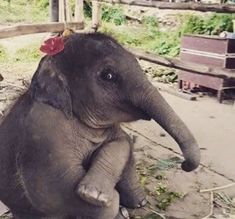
[119,102,151,121]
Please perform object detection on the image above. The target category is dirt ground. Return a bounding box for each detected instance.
[124,84,235,218]
[0,35,235,219]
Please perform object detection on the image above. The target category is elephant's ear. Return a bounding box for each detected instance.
[29,56,72,118]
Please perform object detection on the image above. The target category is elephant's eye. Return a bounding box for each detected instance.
[100,68,117,82]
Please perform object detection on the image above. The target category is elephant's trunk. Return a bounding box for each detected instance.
[131,81,200,172]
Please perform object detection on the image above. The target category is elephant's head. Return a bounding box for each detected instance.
[30,33,200,172]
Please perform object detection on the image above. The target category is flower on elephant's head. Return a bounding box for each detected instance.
[40,36,64,56]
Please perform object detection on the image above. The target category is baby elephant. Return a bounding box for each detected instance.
[0,33,200,219]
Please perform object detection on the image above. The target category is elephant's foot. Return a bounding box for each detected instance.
[119,185,147,209]
[77,177,114,207]
[77,184,112,207]
[124,196,147,209]
[137,198,148,208]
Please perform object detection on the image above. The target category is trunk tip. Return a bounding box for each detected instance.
[181,160,200,172]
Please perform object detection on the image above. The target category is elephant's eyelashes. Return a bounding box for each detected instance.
[100,68,118,82]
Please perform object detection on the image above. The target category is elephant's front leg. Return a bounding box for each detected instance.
[77,137,131,207]
[116,151,147,209]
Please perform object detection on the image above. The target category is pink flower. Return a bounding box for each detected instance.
[40,36,64,56]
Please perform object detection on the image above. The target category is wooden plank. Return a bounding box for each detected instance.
[65,0,72,22]
[179,71,224,90]
[75,0,84,23]
[59,0,66,22]
[0,22,84,39]
[128,47,235,79]
[92,0,101,30]
[49,0,59,22]
[159,87,197,101]
[181,35,229,54]
[100,0,235,13]
[180,52,225,68]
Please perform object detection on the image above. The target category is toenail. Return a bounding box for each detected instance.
[120,207,130,219]
[138,198,147,208]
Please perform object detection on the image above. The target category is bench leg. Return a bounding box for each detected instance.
[178,79,183,90]
[217,89,223,103]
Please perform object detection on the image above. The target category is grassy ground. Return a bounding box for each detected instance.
[0,0,48,23]
[0,42,42,63]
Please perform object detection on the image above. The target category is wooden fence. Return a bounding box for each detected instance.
[129,48,235,79]
[101,0,235,13]
[0,22,84,39]
[0,0,101,39]
[0,0,235,80]
[101,0,235,80]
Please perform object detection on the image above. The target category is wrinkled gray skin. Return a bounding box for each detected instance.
[0,33,200,219]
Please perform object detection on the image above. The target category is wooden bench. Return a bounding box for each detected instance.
[179,35,235,102]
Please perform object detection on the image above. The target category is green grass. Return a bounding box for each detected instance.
[100,22,181,58]
[1,1,234,60]
[13,43,42,62]
[102,5,126,25]
[180,13,235,35]
[100,14,180,58]
[0,0,48,23]
[0,42,43,64]
[154,184,182,210]
[100,11,235,81]
[101,13,235,58]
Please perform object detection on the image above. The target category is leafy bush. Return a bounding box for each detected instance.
[101,20,180,58]
[181,13,235,35]
[84,0,92,18]
[143,16,159,30]
[101,5,126,25]
[100,13,235,83]
[207,14,234,34]
[181,15,205,34]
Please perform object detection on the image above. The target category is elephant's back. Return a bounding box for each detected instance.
[0,92,34,211]
[0,92,32,158]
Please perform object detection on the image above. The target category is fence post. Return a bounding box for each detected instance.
[75,0,84,24]
[65,0,72,22]
[59,0,66,22]
[49,0,59,22]
[92,0,101,31]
